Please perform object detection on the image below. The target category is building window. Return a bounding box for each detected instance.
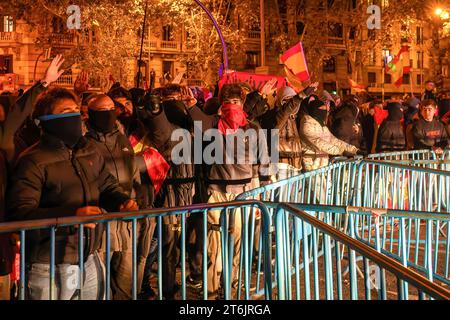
[162,25,172,41]
[403,73,410,84]
[368,29,376,40]
[416,51,423,68]
[382,49,392,66]
[416,26,423,45]
[51,17,65,34]
[381,0,389,8]
[347,58,352,74]
[328,23,343,38]
[417,74,423,85]
[245,51,260,68]
[3,16,14,32]
[369,50,376,66]
[323,56,336,73]
[348,26,357,40]
[368,72,377,84]
[0,55,13,74]
[384,73,391,84]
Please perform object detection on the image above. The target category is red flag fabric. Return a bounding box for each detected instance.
[386,46,411,87]
[281,42,310,82]
[142,148,170,194]
[129,132,170,194]
[348,78,367,92]
[218,71,286,92]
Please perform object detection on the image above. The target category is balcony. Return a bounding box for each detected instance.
[247,30,261,39]
[54,74,74,86]
[160,40,178,50]
[187,79,204,87]
[0,32,20,42]
[50,33,75,46]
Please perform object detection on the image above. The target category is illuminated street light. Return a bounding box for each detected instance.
[435,8,443,16]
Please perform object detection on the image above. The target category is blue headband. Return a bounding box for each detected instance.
[38,112,81,122]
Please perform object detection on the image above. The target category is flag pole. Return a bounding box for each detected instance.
[382,62,385,102]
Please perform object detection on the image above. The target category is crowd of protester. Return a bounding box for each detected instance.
[0,54,449,300]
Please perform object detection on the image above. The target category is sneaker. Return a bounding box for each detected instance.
[186,276,202,290]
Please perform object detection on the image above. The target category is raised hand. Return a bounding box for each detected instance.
[260,78,277,97]
[42,54,65,85]
[74,70,90,95]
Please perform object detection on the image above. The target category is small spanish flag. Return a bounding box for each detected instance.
[281,42,310,82]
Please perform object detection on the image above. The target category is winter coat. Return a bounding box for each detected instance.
[407,118,449,150]
[7,134,130,264]
[188,105,271,194]
[85,124,149,254]
[330,102,364,150]
[299,115,358,171]
[260,94,302,169]
[376,120,406,152]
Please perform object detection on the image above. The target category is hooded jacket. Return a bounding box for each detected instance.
[376,103,406,152]
[7,134,130,264]
[330,102,364,150]
[299,114,358,171]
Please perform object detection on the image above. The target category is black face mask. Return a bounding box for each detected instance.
[39,113,82,148]
[88,109,117,133]
[306,97,328,126]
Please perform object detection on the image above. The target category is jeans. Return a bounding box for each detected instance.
[26,252,105,300]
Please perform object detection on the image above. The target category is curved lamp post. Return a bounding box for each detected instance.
[193,0,229,74]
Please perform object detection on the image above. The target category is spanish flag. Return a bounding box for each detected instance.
[386,46,411,87]
[281,42,310,82]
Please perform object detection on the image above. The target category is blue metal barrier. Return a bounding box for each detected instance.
[274,203,450,300]
[0,200,272,301]
[237,156,450,292]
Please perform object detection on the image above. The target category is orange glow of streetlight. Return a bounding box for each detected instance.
[435,8,444,16]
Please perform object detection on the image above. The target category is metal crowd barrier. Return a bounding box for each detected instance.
[274,203,450,300]
[0,200,272,301]
[237,156,450,292]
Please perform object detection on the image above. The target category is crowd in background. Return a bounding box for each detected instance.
[0,54,449,300]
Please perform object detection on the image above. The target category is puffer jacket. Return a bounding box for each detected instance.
[85,124,147,253]
[7,134,130,264]
[299,115,358,171]
[330,102,364,150]
[376,120,406,152]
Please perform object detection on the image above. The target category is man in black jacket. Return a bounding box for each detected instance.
[7,88,138,300]
[85,94,150,300]
[407,99,449,151]
[0,55,66,300]
[376,102,406,153]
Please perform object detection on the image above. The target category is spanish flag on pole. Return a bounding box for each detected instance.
[385,46,411,87]
[281,42,310,82]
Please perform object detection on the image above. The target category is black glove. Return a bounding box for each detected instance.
[244,91,268,120]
